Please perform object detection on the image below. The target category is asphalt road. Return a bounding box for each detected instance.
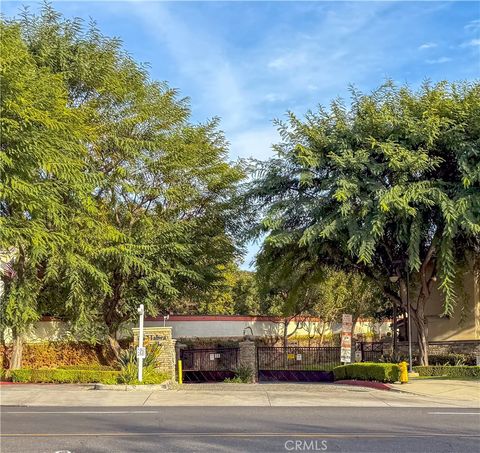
[1,406,479,453]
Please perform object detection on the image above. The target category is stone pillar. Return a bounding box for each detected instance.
[132,326,176,380]
[239,339,257,383]
[382,336,394,356]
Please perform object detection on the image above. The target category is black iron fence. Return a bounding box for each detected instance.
[180,348,239,382]
[181,348,239,371]
[257,346,341,371]
[356,342,385,362]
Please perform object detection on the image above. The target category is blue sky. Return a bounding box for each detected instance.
[4,1,480,268]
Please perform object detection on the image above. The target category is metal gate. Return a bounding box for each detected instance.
[356,342,385,362]
[180,348,239,382]
[257,346,341,382]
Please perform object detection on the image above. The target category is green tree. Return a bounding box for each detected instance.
[307,268,387,345]
[255,244,385,346]
[255,244,323,347]
[0,23,105,367]
[10,4,244,357]
[247,81,480,365]
[232,270,259,315]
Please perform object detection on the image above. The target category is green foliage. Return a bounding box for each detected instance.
[247,81,480,364]
[232,364,254,382]
[428,354,477,366]
[118,344,161,369]
[5,342,107,369]
[11,368,120,384]
[58,365,116,371]
[256,245,385,331]
[413,366,480,379]
[117,344,169,384]
[333,363,400,382]
[117,362,169,385]
[379,352,410,364]
[0,20,99,335]
[1,4,245,361]
[189,265,260,315]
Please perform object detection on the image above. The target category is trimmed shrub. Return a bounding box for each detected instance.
[333,362,400,383]
[413,366,480,379]
[58,365,117,371]
[428,354,476,367]
[11,368,120,384]
[0,341,134,370]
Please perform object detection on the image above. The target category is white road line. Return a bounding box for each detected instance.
[1,432,480,439]
[2,410,159,414]
[428,412,480,415]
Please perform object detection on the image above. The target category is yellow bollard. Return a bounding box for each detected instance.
[178,360,183,385]
[399,361,408,384]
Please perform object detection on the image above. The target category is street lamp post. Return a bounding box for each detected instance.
[390,262,413,373]
[389,274,399,356]
[406,262,413,373]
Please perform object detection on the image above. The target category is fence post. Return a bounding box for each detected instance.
[239,339,257,383]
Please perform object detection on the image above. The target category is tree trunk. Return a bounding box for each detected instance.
[108,332,122,361]
[414,304,429,366]
[319,322,326,346]
[10,328,23,370]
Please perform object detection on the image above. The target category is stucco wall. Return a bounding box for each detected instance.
[417,266,479,341]
[2,319,72,344]
[2,316,390,344]
[145,316,389,339]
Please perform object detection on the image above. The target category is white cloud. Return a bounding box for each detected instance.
[264,93,288,103]
[418,42,437,50]
[461,39,480,47]
[426,57,452,64]
[229,127,280,160]
[465,19,480,30]
[131,3,254,133]
[268,57,288,70]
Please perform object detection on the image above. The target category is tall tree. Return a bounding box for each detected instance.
[3,4,244,359]
[0,22,105,367]
[247,81,480,365]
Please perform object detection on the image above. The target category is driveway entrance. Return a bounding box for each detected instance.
[180,348,239,382]
[257,346,341,382]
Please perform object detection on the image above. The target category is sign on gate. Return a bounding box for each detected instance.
[341,314,352,363]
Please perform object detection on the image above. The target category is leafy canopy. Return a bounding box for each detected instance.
[248,81,480,317]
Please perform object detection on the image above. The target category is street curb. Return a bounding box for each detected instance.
[93,379,175,391]
[335,380,392,391]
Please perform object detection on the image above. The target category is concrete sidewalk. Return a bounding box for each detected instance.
[391,378,480,401]
[1,381,478,408]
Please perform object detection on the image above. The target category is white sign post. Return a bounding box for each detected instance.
[137,304,145,382]
[341,314,353,364]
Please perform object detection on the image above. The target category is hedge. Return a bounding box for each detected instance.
[58,364,117,371]
[413,366,480,379]
[333,363,400,383]
[428,354,477,367]
[10,368,171,384]
[11,368,120,384]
